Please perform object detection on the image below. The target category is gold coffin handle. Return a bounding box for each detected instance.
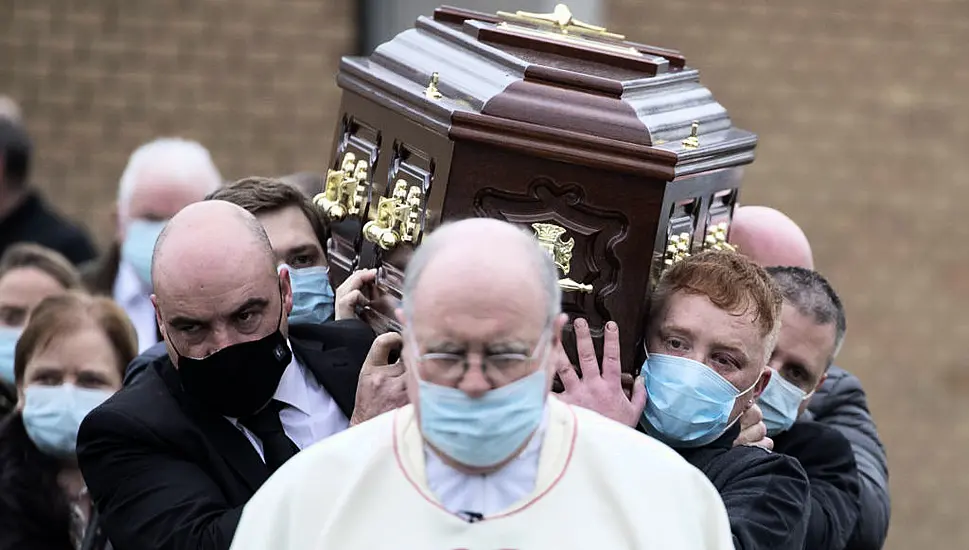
[363,180,423,251]
[314,152,370,222]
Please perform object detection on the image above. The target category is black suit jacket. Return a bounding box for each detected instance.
[76,320,375,550]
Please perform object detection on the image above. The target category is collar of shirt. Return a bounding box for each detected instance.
[272,346,319,416]
[112,260,151,308]
[423,401,550,516]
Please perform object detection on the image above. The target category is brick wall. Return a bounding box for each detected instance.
[605,1,969,548]
[0,0,355,243]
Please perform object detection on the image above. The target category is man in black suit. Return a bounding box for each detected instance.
[77,200,396,550]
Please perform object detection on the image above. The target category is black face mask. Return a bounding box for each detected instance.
[171,288,292,418]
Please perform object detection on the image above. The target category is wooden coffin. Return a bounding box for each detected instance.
[316,4,756,373]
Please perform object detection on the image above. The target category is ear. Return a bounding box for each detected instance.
[813,371,828,393]
[551,312,568,347]
[278,266,293,316]
[752,366,772,400]
[151,294,164,332]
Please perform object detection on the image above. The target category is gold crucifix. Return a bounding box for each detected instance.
[497,4,626,40]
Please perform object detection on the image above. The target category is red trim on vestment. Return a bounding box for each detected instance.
[392,404,579,523]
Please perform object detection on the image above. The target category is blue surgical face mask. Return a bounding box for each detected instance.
[417,369,548,468]
[0,327,20,386]
[759,370,811,436]
[22,384,113,458]
[412,328,551,468]
[121,219,167,287]
[285,265,335,326]
[640,353,760,448]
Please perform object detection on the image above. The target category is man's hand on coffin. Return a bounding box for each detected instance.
[335,268,377,321]
[555,318,647,427]
[350,331,408,426]
[733,402,774,451]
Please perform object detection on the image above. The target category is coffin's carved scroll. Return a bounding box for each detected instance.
[474,177,627,323]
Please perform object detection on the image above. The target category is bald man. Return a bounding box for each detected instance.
[230,218,734,550]
[729,205,890,550]
[77,201,381,550]
[729,206,814,269]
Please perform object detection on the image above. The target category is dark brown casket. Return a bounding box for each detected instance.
[316,4,755,374]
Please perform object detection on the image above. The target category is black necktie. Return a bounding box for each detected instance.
[239,400,299,473]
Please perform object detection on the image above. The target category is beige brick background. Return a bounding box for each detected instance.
[2,1,967,548]
[606,1,969,548]
[0,0,354,240]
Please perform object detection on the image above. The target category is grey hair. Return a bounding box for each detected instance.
[766,266,847,364]
[117,138,222,219]
[401,220,562,324]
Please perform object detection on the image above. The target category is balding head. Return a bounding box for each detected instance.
[401,218,562,327]
[0,96,22,123]
[729,206,814,269]
[151,201,293,361]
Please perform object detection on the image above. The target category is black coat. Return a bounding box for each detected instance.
[0,414,78,550]
[774,420,861,550]
[676,425,812,550]
[0,191,97,266]
[76,320,375,550]
[806,366,890,550]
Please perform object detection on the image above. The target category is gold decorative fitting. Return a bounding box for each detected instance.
[362,180,424,251]
[682,121,700,149]
[531,222,593,294]
[703,222,736,252]
[424,72,443,100]
[314,152,370,221]
[497,4,625,40]
[664,232,693,266]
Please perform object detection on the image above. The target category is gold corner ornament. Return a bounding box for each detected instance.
[497,4,625,40]
[531,222,593,294]
[315,152,369,221]
[424,72,443,100]
[681,121,700,149]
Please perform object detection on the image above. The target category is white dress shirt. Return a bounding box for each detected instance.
[112,261,158,353]
[424,403,549,517]
[228,346,349,461]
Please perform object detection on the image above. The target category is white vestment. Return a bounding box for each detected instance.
[230,397,735,550]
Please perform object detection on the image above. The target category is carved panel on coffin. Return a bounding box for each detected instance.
[357,141,435,333]
[474,177,627,374]
[324,116,382,278]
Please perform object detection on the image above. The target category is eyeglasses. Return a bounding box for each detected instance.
[411,329,551,385]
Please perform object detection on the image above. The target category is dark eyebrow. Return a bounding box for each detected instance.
[231,298,270,316]
[167,298,270,328]
[29,365,63,379]
[167,314,206,328]
[283,244,320,257]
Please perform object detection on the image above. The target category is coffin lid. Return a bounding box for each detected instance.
[338,4,757,179]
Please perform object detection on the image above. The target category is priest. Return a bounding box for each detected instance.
[229,218,734,549]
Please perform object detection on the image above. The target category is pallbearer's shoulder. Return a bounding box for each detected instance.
[275,406,402,479]
[566,402,697,470]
